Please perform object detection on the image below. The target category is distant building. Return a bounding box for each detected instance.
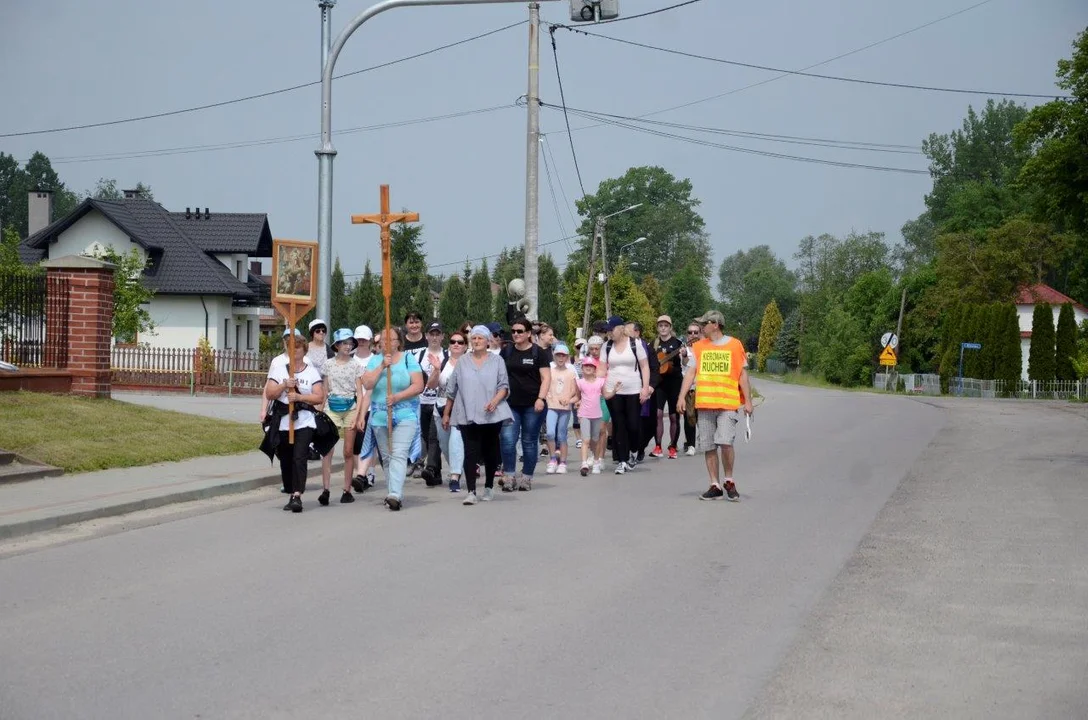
[1015,283,1088,379]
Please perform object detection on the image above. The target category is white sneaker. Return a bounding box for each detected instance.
[614,462,627,475]
[482,487,494,502]
[557,462,568,474]
[592,462,602,475]
[685,446,696,457]
[576,439,583,449]
[545,459,558,474]
[463,492,478,506]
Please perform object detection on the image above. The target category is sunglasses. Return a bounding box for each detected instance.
[687,330,700,334]
[512,328,528,334]
[449,339,466,345]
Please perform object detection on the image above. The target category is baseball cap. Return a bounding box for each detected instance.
[553,343,570,356]
[574,337,586,348]
[426,321,443,333]
[581,357,599,368]
[353,325,373,341]
[587,335,604,347]
[657,315,673,326]
[606,315,625,330]
[485,322,502,335]
[308,318,328,334]
[695,309,726,326]
[282,327,304,339]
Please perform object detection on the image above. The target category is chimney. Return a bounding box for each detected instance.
[123,188,140,199]
[250,260,262,277]
[204,207,210,219]
[185,207,192,219]
[28,190,53,236]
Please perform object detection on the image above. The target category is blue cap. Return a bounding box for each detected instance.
[332,328,356,347]
[553,343,570,356]
[606,315,625,330]
[282,327,304,339]
[485,321,502,335]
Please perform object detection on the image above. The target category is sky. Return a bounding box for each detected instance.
[2,0,1084,286]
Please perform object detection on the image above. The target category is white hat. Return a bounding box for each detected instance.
[308,318,328,333]
[353,325,373,340]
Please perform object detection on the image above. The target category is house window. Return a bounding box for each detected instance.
[236,323,242,353]
[223,319,230,349]
[236,260,244,280]
[247,320,253,350]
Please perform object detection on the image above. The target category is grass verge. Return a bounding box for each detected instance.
[0,392,261,473]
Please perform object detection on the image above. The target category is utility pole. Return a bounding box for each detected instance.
[891,287,907,391]
[582,218,602,335]
[600,220,611,317]
[522,2,541,321]
[315,0,337,324]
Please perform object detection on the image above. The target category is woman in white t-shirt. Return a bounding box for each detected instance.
[435,330,467,492]
[600,317,651,474]
[264,328,326,513]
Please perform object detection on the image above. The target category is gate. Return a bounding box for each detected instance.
[0,270,70,368]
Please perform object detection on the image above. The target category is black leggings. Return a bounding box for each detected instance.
[459,422,502,494]
[277,426,314,495]
[606,394,642,464]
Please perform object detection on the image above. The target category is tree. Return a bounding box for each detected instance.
[813,305,871,387]
[756,301,784,372]
[573,166,711,286]
[491,246,524,322]
[348,260,383,327]
[1028,302,1055,382]
[467,258,493,323]
[995,303,1023,395]
[0,152,79,238]
[1055,302,1078,381]
[561,258,654,338]
[330,257,348,331]
[664,261,715,332]
[1073,319,1088,379]
[538,254,565,337]
[775,309,801,370]
[437,276,467,331]
[893,211,938,272]
[0,226,23,270]
[86,247,155,342]
[717,245,797,345]
[90,178,155,201]
[389,222,427,321]
[640,275,663,316]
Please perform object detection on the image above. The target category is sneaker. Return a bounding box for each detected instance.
[482,487,494,502]
[580,462,590,477]
[463,492,478,506]
[576,439,583,449]
[650,445,664,458]
[557,462,568,474]
[545,459,558,474]
[592,462,602,475]
[384,496,401,511]
[518,475,532,491]
[421,466,436,485]
[540,446,550,457]
[340,491,354,504]
[685,446,696,457]
[351,476,366,493]
[614,462,627,475]
[283,499,293,511]
[635,451,645,463]
[318,489,330,506]
[667,446,678,460]
[628,455,639,468]
[449,478,461,493]
[290,495,304,512]
[700,485,724,501]
[724,480,740,502]
[366,469,376,487]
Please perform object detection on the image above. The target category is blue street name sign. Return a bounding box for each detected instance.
[962,342,982,350]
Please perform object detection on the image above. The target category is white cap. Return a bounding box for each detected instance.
[353,325,373,340]
[308,318,328,332]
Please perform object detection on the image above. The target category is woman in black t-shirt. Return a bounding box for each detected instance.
[498,317,551,491]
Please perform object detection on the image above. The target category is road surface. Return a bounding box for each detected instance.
[2,383,1085,719]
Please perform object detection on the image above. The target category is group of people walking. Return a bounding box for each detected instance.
[262,307,754,512]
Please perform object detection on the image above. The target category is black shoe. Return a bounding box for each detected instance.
[283,499,293,511]
[318,489,330,506]
[290,495,304,512]
[724,480,740,502]
[352,476,365,493]
[340,491,355,504]
[385,496,402,511]
[421,466,434,483]
[700,485,724,501]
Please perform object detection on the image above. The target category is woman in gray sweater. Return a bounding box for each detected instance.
[442,325,512,505]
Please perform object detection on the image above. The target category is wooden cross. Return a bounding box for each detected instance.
[351,185,420,449]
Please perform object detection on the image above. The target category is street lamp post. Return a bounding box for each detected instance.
[315,0,561,325]
[604,235,645,314]
[581,203,641,331]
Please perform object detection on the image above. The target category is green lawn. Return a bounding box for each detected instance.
[0,392,261,473]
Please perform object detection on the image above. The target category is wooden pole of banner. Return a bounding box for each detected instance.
[352,185,420,452]
[271,239,319,446]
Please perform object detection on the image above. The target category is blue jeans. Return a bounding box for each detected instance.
[501,405,544,477]
[545,409,571,449]
[436,422,464,477]
[373,419,417,501]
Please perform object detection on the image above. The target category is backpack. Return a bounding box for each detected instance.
[605,337,658,388]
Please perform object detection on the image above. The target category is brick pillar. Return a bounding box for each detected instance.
[42,256,116,398]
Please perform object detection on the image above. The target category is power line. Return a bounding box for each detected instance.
[47,105,515,164]
[549,104,930,174]
[539,137,576,253]
[0,21,524,138]
[547,26,588,198]
[552,24,1070,100]
[596,0,704,24]
[541,135,582,230]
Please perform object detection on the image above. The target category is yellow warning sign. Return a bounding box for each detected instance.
[879,345,897,366]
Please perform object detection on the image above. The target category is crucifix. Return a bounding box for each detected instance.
[351,184,420,449]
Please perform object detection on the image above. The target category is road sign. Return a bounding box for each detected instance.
[879,345,897,366]
[962,342,981,350]
[880,332,899,349]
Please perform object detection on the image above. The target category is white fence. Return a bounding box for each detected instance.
[873,374,1086,400]
[873,373,941,395]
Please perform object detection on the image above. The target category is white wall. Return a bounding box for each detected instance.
[51,209,142,260]
[140,295,232,348]
[215,253,249,281]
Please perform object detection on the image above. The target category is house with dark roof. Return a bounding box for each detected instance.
[1015,283,1088,379]
[19,190,273,349]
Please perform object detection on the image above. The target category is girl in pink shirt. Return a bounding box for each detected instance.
[574,357,606,476]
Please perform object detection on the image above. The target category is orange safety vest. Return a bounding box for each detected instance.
[692,337,746,410]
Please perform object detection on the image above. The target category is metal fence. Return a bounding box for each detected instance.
[111,346,274,394]
[0,270,69,368]
[878,374,1087,400]
[996,379,1086,400]
[872,373,942,395]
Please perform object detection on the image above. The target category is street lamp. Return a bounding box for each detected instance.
[582,204,642,331]
[618,236,647,256]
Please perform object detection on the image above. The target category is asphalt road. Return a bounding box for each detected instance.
[1,384,1083,719]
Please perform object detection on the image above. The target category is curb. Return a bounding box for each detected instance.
[0,460,345,542]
